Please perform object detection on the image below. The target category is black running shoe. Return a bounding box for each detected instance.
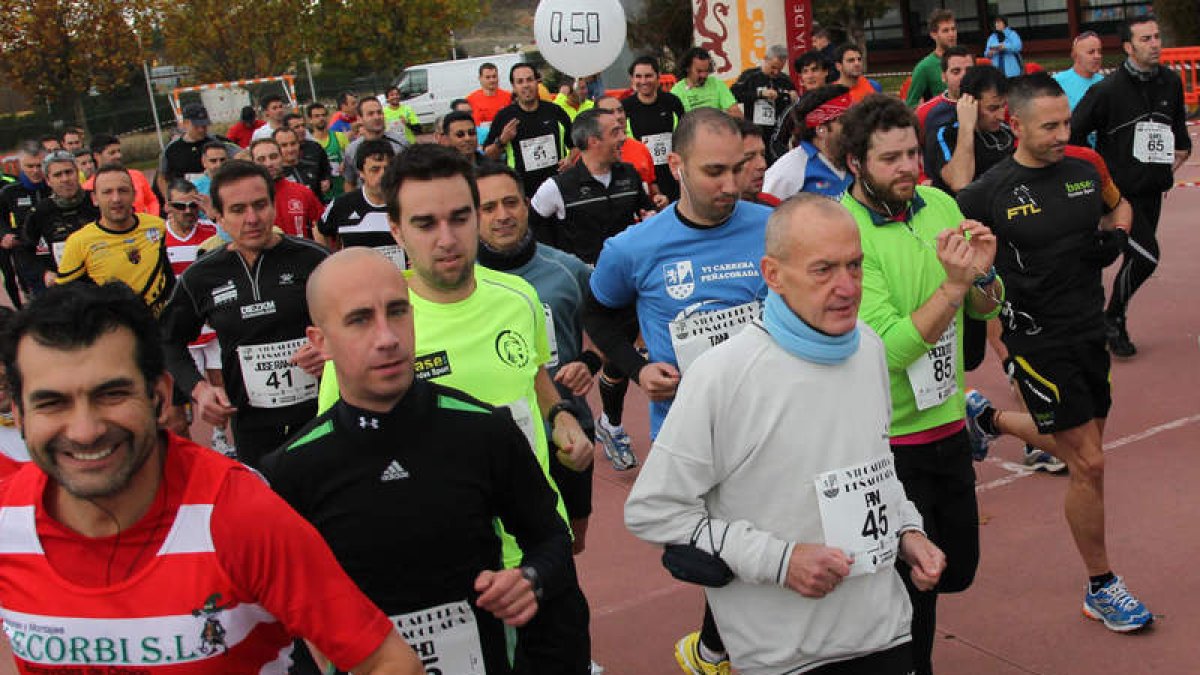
[1105,316,1137,358]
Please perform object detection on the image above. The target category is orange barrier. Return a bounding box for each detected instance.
[1160,47,1200,107]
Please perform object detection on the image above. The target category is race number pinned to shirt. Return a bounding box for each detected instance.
[1132,122,1175,164]
[51,241,67,267]
[519,134,558,171]
[814,455,906,577]
[543,304,560,368]
[669,301,761,373]
[906,321,957,410]
[642,132,673,166]
[392,600,485,675]
[375,244,406,270]
[752,99,777,126]
[504,398,539,453]
[237,338,318,408]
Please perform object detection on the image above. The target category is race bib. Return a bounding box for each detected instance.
[906,321,957,410]
[236,338,318,409]
[519,134,558,172]
[1132,121,1174,164]
[330,161,343,177]
[51,240,67,266]
[642,132,673,166]
[392,600,485,675]
[753,99,777,126]
[543,303,559,369]
[669,301,761,373]
[814,455,906,577]
[504,398,538,453]
[375,244,406,269]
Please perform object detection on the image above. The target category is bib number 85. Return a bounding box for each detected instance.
[932,355,953,382]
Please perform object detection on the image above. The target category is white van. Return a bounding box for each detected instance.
[395,53,529,128]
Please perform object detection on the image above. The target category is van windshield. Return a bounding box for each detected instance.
[397,69,429,98]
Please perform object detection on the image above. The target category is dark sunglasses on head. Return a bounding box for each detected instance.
[169,201,200,210]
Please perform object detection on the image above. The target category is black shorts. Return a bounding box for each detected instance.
[1010,340,1111,434]
[808,642,913,674]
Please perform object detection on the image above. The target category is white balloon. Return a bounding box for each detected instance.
[533,0,627,79]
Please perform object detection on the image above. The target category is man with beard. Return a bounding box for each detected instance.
[957,73,1152,633]
[833,44,883,103]
[907,9,958,107]
[584,108,769,673]
[672,48,741,116]
[0,281,422,673]
[737,122,776,206]
[837,94,1002,675]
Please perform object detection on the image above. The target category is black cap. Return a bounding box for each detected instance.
[182,103,211,125]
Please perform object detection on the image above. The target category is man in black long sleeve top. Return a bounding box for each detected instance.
[261,248,575,674]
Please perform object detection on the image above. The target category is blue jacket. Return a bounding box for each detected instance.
[987,28,1023,77]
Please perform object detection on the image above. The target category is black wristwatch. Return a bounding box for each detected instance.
[520,566,545,601]
[546,400,578,427]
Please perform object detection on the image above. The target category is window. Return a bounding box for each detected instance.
[989,1,1069,40]
[397,69,429,98]
[1078,0,1153,34]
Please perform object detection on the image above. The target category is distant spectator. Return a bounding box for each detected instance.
[986,16,1024,77]
[907,8,958,106]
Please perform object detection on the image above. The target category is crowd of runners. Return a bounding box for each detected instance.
[0,9,1191,675]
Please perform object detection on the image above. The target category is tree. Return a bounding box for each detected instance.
[159,0,309,83]
[308,0,488,77]
[815,0,893,61]
[626,0,695,71]
[1154,0,1200,46]
[0,0,153,130]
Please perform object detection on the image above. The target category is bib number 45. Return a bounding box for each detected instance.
[861,491,889,541]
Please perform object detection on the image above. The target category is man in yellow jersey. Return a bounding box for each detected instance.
[316,144,594,675]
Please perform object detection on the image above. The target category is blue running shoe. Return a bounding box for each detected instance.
[1023,445,1067,473]
[1083,576,1153,632]
[596,418,638,471]
[965,389,998,461]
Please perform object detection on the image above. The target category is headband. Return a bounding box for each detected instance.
[805,94,853,129]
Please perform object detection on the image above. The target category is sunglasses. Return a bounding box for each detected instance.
[169,201,200,210]
[453,129,477,138]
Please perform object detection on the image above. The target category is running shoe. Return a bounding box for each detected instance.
[674,631,731,675]
[1105,316,1137,358]
[965,389,998,461]
[596,418,638,471]
[1023,445,1067,473]
[1083,576,1153,632]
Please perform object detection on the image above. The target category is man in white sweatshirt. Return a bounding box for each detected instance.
[626,194,945,675]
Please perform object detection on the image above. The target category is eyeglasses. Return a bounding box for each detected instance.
[169,201,200,211]
[452,129,477,138]
[1073,31,1099,43]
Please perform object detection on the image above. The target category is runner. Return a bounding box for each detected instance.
[730,45,796,150]
[436,111,486,164]
[316,144,594,674]
[273,126,325,199]
[1069,15,1191,357]
[22,151,93,292]
[484,62,576,199]
[671,48,741,116]
[162,179,232,455]
[468,61,514,143]
[906,9,958,107]
[262,248,576,675]
[925,65,1014,195]
[764,86,852,201]
[622,56,686,201]
[160,160,328,467]
[0,281,422,673]
[584,109,770,673]
[0,141,50,307]
[225,105,263,148]
[1054,31,1105,111]
[957,72,1153,632]
[554,77,596,121]
[593,96,666,208]
[0,307,30,481]
[192,141,230,197]
[832,44,883,103]
[341,97,407,191]
[84,135,160,215]
[627,194,946,675]
[285,113,334,200]
[836,94,1002,675]
[329,91,359,138]
[250,94,288,142]
[382,85,420,143]
[915,46,973,133]
[157,102,218,198]
[737,122,776,206]
[477,161,603,550]
[315,139,404,269]
[73,147,97,182]
[248,138,323,239]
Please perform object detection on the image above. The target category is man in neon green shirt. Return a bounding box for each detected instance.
[383,86,420,143]
[671,47,742,116]
[836,95,1001,675]
[553,77,595,121]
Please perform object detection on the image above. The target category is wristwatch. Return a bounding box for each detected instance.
[546,400,578,427]
[520,566,545,601]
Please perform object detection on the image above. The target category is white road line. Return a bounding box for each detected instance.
[976,413,1200,493]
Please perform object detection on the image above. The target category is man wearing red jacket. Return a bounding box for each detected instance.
[249,138,323,238]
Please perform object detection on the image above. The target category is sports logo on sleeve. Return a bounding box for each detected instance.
[663,260,695,300]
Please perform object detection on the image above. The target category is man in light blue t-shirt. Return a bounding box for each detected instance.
[1054,31,1105,110]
